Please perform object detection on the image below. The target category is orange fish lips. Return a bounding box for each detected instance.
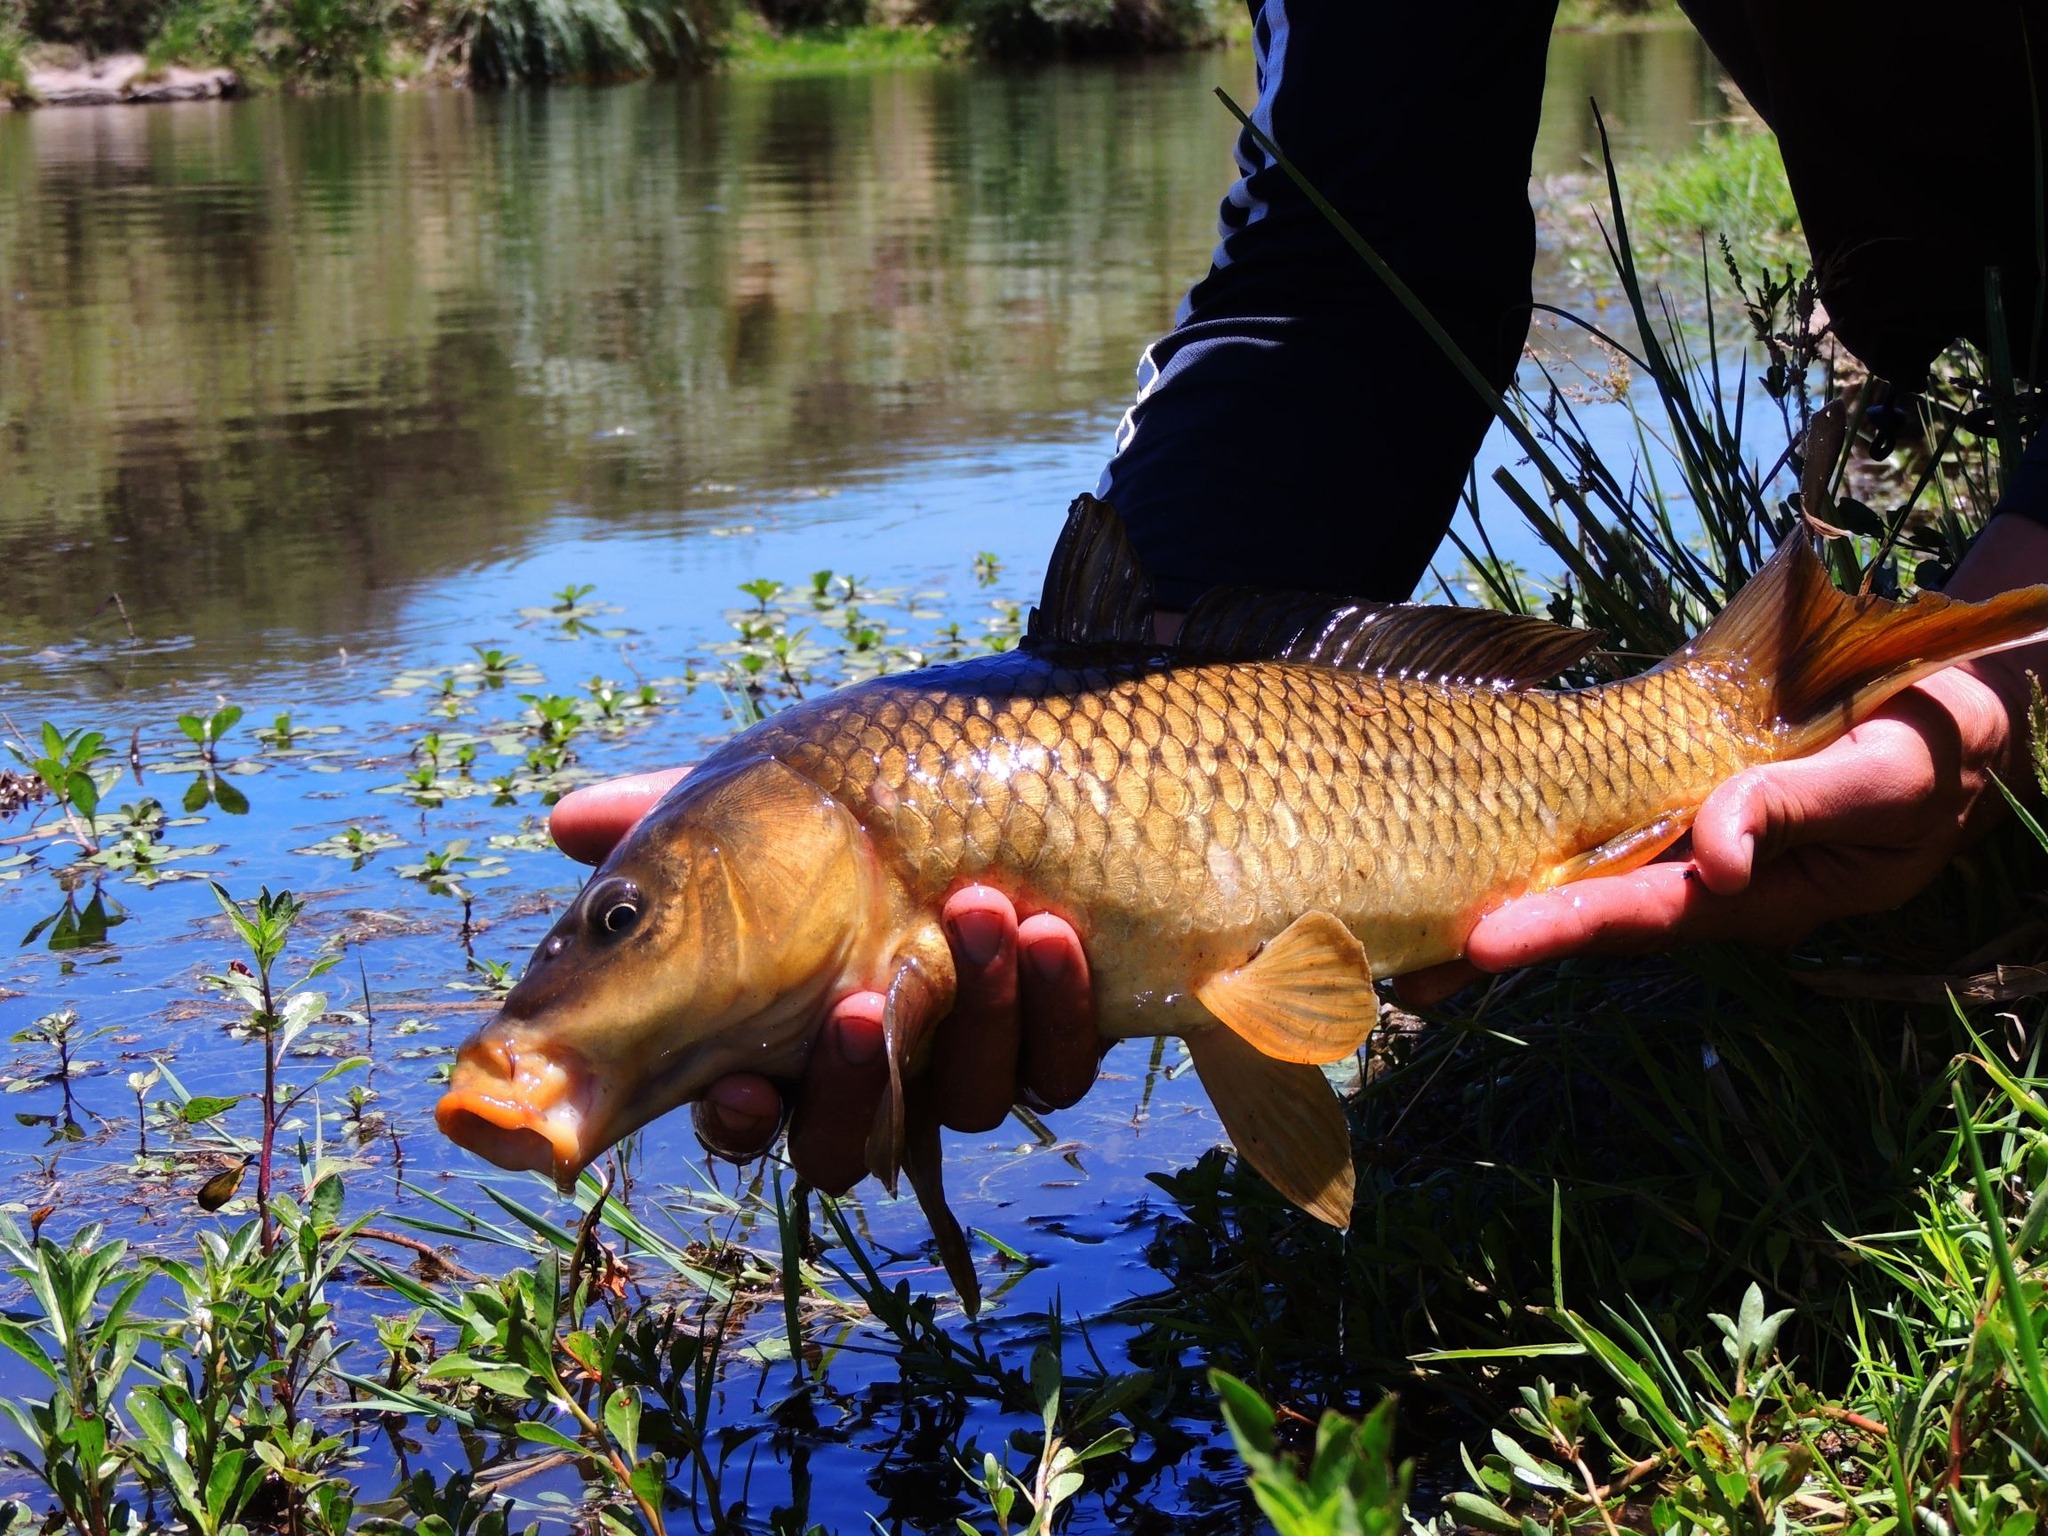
[435,1030,602,1192]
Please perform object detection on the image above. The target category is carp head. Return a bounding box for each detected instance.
[436,756,875,1188]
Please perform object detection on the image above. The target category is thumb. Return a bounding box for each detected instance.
[549,766,692,864]
[1688,769,1772,896]
[1688,736,1928,897]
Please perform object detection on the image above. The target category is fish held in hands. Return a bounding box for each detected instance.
[438,497,2048,1313]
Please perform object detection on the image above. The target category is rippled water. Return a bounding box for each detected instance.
[0,31,1728,1530]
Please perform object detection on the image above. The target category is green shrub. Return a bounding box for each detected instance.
[274,0,390,77]
[448,0,719,82]
[954,0,1224,57]
[0,24,31,99]
[145,0,259,66]
[1633,122,1800,259]
[749,0,865,29]
[145,0,390,80]
[23,0,168,51]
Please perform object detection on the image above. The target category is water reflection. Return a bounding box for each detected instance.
[0,36,1720,689]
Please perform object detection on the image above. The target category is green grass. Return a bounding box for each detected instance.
[140,0,718,85]
[716,11,961,73]
[1171,999,2048,1534]
[1631,120,1802,262]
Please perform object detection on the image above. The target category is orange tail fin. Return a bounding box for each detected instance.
[1677,536,2048,753]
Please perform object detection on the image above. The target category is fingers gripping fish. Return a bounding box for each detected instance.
[438,497,2048,1314]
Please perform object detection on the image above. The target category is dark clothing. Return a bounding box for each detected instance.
[1099,0,2048,604]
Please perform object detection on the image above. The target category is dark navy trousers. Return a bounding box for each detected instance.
[1097,0,2048,606]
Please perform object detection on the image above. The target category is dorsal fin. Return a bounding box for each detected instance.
[1025,494,1155,649]
[1024,495,1602,686]
[1176,587,1602,687]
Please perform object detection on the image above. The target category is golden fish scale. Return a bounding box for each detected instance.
[748,652,1766,1030]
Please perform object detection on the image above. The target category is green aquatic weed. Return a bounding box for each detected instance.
[7,722,111,850]
[177,704,244,767]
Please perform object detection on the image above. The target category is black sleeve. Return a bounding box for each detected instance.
[1095,0,1559,608]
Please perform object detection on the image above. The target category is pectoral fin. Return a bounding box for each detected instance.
[1193,910,1378,1065]
[1186,1027,1354,1229]
[902,1076,981,1317]
[852,927,978,1313]
[1534,807,1696,891]
[864,925,956,1195]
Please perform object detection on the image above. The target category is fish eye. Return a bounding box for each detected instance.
[585,878,643,942]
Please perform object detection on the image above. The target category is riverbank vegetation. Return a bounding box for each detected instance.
[0,0,1684,91]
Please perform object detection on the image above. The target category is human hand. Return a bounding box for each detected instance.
[1396,515,2048,1006]
[1394,666,2015,1006]
[548,771,1100,1195]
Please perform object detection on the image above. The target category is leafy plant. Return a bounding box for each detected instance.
[0,1218,149,1536]
[8,1008,114,1131]
[959,1345,1131,1535]
[7,722,112,850]
[203,883,355,1253]
[146,0,259,65]
[178,704,244,766]
[275,0,391,78]
[396,839,505,897]
[1212,1373,1408,1536]
[295,824,404,865]
[0,23,33,103]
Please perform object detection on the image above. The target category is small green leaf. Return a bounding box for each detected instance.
[181,1095,243,1124]
[515,1420,587,1456]
[602,1387,642,1455]
[1446,1492,1521,1534]
[308,1174,344,1230]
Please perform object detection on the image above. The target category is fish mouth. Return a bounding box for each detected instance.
[435,1030,602,1193]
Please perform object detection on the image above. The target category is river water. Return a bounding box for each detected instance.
[0,30,1731,1532]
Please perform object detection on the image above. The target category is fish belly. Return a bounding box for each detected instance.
[750,650,1761,1037]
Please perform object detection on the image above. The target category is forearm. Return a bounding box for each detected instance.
[1099,0,1558,609]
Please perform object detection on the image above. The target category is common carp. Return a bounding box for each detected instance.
[438,497,2048,1311]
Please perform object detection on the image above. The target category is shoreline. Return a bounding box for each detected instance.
[11,50,237,107]
[4,4,1688,109]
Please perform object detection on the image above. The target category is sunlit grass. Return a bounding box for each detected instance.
[1631,118,1801,262]
[717,11,962,72]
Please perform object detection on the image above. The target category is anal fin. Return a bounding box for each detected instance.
[1187,1027,1354,1228]
[1534,807,1696,891]
[1193,911,1378,1065]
